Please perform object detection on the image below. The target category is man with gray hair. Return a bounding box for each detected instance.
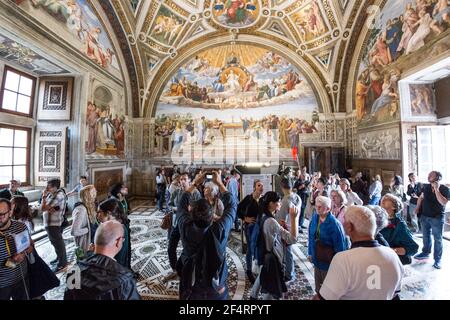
[366,205,390,247]
[314,206,404,300]
[64,221,141,300]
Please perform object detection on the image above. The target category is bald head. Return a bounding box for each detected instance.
[95,221,124,251]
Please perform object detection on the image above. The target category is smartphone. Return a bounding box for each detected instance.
[206,174,213,180]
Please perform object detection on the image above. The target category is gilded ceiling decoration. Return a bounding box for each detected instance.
[114,0,369,117]
[7,0,380,117]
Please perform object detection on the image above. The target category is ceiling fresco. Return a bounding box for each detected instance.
[7,0,417,119]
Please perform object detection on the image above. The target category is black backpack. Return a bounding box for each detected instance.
[179,226,226,299]
[57,188,70,228]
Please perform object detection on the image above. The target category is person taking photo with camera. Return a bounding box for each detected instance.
[41,179,68,273]
[414,171,450,269]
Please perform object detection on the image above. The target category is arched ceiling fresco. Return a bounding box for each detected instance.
[102,0,378,118]
[9,0,379,117]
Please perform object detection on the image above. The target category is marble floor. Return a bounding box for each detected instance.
[35,202,450,300]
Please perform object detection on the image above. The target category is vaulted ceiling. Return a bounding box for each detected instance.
[100,0,376,118]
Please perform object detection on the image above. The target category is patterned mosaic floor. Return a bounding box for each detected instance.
[35,202,450,300]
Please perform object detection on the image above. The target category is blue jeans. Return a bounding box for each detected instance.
[420,215,444,262]
[244,223,257,272]
[299,206,306,227]
[157,191,165,210]
[408,203,419,231]
[284,245,295,280]
[369,195,381,205]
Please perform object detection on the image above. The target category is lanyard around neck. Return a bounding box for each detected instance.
[0,231,11,256]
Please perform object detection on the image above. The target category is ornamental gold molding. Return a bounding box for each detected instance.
[142,0,160,34]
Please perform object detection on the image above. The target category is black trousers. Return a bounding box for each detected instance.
[0,276,30,300]
[168,224,180,270]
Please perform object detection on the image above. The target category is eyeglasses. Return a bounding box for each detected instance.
[0,211,10,217]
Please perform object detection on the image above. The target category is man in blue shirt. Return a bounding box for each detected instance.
[176,171,236,300]
[414,171,450,269]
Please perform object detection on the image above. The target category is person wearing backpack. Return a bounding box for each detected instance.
[109,183,133,272]
[41,179,68,273]
[64,220,141,300]
[249,191,299,300]
[176,171,237,300]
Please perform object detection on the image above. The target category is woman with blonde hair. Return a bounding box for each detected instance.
[71,185,98,258]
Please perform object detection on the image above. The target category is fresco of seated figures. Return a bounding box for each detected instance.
[154,44,320,160]
[355,0,450,128]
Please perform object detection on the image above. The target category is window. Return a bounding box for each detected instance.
[0,125,31,187]
[0,66,35,116]
[417,126,450,184]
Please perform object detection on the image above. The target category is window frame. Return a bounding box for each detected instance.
[0,65,36,118]
[0,124,32,188]
[416,125,450,184]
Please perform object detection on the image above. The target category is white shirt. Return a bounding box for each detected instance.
[345,191,363,205]
[156,174,165,184]
[320,244,404,300]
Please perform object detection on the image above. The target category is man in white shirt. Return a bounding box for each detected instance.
[314,205,404,300]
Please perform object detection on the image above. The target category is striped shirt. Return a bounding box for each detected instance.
[42,191,66,227]
[0,220,28,288]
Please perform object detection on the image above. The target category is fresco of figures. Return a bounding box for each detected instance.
[15,0,118,69]
[212,0,260,28]
[160,45,315,110]
[150,5,184,46]
[0,33,69,74]
[154,111,320,156]
[355,0,450,127]
[290,1,328,42]
[85,101,126,158]
[358,128,401,160]
[155,44,320,157]
[409,83,436,116]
